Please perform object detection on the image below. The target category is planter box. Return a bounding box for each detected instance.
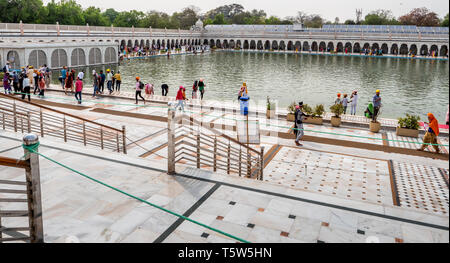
[266,110,276,119]
[370,121,381,133]
[330,116,341,127]
[287,113,295,122]
[304,117,323,125]
[396,127,419,138]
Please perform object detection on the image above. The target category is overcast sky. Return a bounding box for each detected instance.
[43,0,449,21]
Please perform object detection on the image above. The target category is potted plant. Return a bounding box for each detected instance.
[305,104,325,125]
[329,103,344,127]
[287,102,296,122]
[266,96,276,119]
[397,114,420,138]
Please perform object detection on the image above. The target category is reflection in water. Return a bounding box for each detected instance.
[51,52,449,121]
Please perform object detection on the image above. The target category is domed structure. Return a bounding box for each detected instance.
[192,19,204,31]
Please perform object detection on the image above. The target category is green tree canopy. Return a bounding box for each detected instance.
[363,9,399,25]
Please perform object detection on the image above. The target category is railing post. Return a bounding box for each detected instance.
[227,141,231,174]
[213,136,217,172]
[39,109,44,137]
[239,146,242,177]
[83,121,86,146]
[100,127,104,149]
[196,133,201,169]
[116,133,120,153]
[2,112,5,130]
[22,134,44,243]
[27,112,31,133]
[13,100,17,132]
[259,146,265,181]
[167,108,175,174]
[63,115,67,142]
[122,125,127,154]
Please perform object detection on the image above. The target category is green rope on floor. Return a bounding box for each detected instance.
[21,143,250,243]
[5,92,448,147]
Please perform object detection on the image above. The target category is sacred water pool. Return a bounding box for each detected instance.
[51,52,449,121]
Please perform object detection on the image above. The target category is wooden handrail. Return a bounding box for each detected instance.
[0,93,121,132]
[0,156,30,169]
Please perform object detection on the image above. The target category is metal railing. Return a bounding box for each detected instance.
[0,135,43,243]
[0,93,127,153]
[167,109,264,180]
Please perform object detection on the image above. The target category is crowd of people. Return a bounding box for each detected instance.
[2,61,52,101]
[121,44,208,59]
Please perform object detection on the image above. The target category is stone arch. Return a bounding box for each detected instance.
[344,42,352,53]
[311,42,318,52]
[381,43,389,54]
[440,45,448,57]
[399,44,408,55]
[243,40,249,49]
[134,40,139,48]
[264,40,271,50]
[319,41,326,52]
[294,41,301,51]
[89,48,102,64]
[391,44,398,55]
[127,40,132,47]
[120,40,126,50]
[229,40,236,48]
[51,49,68,68]
[71,48,86,67]
[161,40,166,48]
[353,43,361,53]
[146,40,150,48]
[279,41,286,50]
[430,45,438,56]
[303,41,310,51]
[104,47,116,64]
[28,50,47,68]
[236,40,242,49]
[223,39,229,48]
[272,40,278,50]
[363,43,370,50]
[287,41,293,51]
[250,40,256,50]
[216,39,222,48]
[409,44,418,55]
[372,43,380,51]
[209,39,215,47]
[7,50,20,69]
[140,39,144,48]
[327,42,334,52]
[257,40,263,50]
[336,42,344,52]
[171,39,175,48]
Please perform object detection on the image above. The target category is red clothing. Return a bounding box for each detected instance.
[176,88,186,100]
[75,80,83,92]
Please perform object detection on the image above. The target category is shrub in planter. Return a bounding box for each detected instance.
[330,103,344,127]
[0,72,4,87]
[397,114,420,137]
[287,102,296,122]
[266,96,276,119]
[305,104,325,125]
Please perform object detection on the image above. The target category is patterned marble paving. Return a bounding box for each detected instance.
[392,161,449,215]
[264,147,393,206]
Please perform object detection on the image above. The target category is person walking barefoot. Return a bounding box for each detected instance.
[135,77,146,105]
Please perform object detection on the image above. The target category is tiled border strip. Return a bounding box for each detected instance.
[438,168,449,189]
[153,183,221,243]
[388,160,401,207]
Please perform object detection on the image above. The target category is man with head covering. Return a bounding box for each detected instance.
[418,113,440,153]
[198,78,206,100]
[294,102,308,146]
[175,86,187,111]
[335,93,342,105]
[238,83,250,116]
[372,90,381,122]
[350,90,358,115]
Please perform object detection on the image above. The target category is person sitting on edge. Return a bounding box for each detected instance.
[418,113,440,153]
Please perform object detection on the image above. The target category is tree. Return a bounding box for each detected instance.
[345,19,356,25]
[83,6,108,26]
[296,11,308,24]
[103,8,119,25]
[113,10,144,27]
[399,7,440,26]
[363,9,399,25]
[177,7,199,29]
[212,13,227,25]
[304,15,324,28]
[442,13,449,27]
[0,0,46,23]
[43,0,85,25]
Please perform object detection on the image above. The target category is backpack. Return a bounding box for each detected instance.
[139,81,144,89]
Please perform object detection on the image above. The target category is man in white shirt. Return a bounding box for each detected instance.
[22,77,31,101]
[106,69,113,94]
[350,90,358,115]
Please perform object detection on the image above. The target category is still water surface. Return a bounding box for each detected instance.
[53,52,449,121]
